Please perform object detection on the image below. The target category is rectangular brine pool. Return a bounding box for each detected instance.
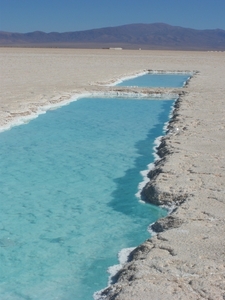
[115,72,192,88]
[0,71,192,300]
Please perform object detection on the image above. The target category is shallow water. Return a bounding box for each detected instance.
[0,96,173,299]
[0,70,190,299]
[116,73,190,87]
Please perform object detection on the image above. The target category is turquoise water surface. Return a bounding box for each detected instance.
[0,73,189,299]
[116,73,190,87]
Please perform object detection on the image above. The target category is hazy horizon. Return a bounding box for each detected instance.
[1,22,225,35]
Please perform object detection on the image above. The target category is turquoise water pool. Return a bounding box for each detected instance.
[0,72,188,299]
[116,73,190,87]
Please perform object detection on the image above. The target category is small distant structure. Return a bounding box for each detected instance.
[102,47,123,50]
[109,47,123,50]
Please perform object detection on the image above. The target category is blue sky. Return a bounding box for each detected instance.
[0,0,225,33]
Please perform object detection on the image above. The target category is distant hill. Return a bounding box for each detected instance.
[1,23,225,50]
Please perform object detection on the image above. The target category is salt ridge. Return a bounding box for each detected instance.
[0,90,177,134]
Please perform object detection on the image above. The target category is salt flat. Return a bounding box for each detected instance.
[0,48,225,299]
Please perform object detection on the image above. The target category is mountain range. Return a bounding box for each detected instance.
[1,23,225,50]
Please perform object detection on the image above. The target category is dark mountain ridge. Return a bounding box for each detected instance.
[1,23,225,50]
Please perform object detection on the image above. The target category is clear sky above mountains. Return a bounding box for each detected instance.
[0,0,225,33]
